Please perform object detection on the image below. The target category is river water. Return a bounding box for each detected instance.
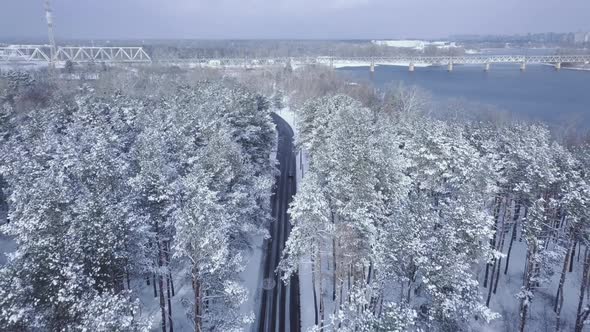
[339,62,590,128]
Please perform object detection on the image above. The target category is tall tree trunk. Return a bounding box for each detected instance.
[333,258,341,317]
[318,243,325,329]
[339,278,344,308]
[332,236,337,302]
[493,255,502,294]
[192,268,203,332]
[485,197,502,288]
[311,245,319,326]
[487,257,498,306]
[406,267,416,304]
[555,237,574,331]
[505,221,518,275]
[493,202,509,295]
[158,273,166,331]
[155,221,167,332]
[166,268,174,331]
[505,200,522,275]
[165,241,175,297]
[126,268,131,290]
[519,245,536,332]
[570,240,578,273]
[574,246,590,332]
[486,222,504,307]
[519,207,528,242]
[348,263,352,303]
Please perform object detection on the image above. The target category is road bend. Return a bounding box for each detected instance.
[258,114,300,332]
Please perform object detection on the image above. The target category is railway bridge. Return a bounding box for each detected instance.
[2,45,589,72]
[155,54,590,72]
[344,54,590,71]
[0,45,151,64]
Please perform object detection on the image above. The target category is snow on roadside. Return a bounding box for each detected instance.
[240,234,266,331]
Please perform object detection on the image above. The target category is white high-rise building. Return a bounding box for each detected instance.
[574,31,587,44]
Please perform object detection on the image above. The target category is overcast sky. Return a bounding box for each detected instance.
[1,0,589,40]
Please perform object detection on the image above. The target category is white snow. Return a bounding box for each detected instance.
[0,233,16,266]
[240,234,266,331]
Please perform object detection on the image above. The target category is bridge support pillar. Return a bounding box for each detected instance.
[370,60,375,73]
[520,62,526,71]
[447,62,453,72]
[484,62,490,71]
[555,62,561,70]
[409,63,415,72]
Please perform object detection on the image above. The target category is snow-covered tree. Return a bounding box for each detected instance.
[285,93,500,331]
[0,92,152,330]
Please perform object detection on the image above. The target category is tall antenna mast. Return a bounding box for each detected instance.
[44,0,57,68]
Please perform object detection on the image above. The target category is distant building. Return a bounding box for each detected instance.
[574,32,587,44]
[371,40,457,51]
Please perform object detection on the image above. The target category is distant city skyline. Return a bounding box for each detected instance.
[1,0,589,40]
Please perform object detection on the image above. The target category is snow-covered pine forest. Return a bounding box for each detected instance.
[1,68,590,332]
[282,88,590,332]
[0,71,276,331]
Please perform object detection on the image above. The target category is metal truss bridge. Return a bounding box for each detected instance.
[0,45,151,64]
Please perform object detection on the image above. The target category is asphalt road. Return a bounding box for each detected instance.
[258,114,300,332]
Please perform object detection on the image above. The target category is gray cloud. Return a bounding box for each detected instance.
[0,0,588,40]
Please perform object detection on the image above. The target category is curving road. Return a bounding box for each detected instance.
[258,114,300,332]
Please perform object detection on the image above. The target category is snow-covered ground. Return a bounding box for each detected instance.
[240,234,266,331]
[0,234,16,266]
[134,266,192,331]
[0,62,47,72]
[0,204,16,266]
[465,49,481,54]
[480,202,586,331]
[134,232,266,332]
